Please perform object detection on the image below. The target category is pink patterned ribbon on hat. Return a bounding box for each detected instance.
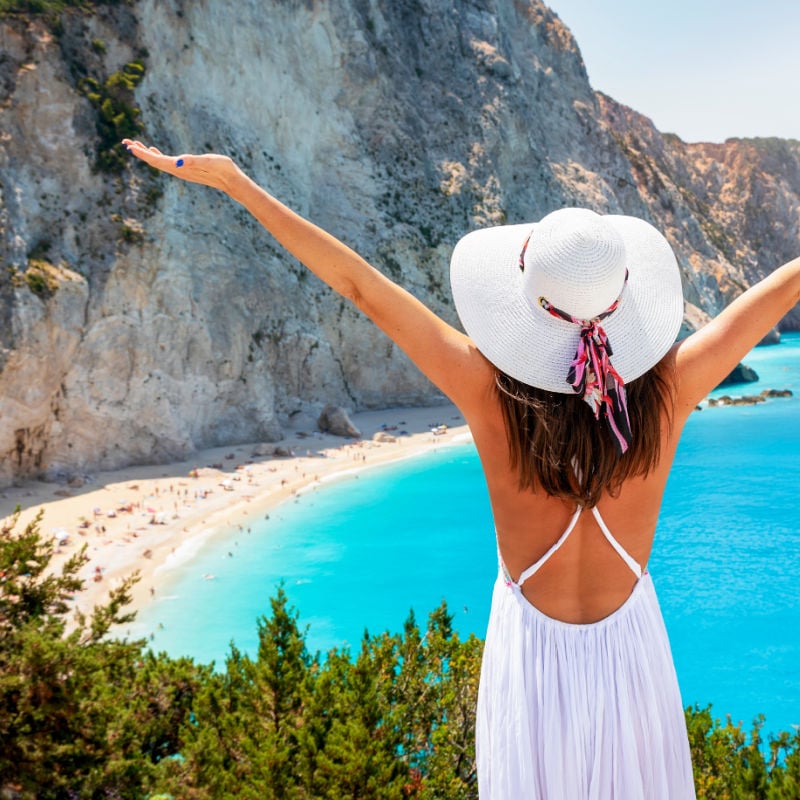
[518,230,632,454]
[539,291,632,455]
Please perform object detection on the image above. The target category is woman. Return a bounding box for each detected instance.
[123,140,800,798]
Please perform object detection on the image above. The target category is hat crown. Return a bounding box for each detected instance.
[523,208,627,320]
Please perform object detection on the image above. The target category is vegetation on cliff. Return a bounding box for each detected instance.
[76,59,145,172]
[2,514,800,798]
[0,0,124,18]
[1,0,149,174]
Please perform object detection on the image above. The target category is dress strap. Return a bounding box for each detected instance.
[509,504,643,588]
[591,506,643,579]
[516,505,583,587]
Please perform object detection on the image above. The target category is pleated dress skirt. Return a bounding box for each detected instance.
[476,571,696,799]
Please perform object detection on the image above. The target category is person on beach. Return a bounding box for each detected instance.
[123,139,800,799]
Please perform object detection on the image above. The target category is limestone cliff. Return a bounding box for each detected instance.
[598,95,800,331]
[0,0,798,485]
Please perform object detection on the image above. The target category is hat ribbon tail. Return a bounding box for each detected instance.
[567,323,632,455]
[539,287,632,454]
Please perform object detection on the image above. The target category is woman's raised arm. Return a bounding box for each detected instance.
[672,255,800,417]
[123,140,494,411]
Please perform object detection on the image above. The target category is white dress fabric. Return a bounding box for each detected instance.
[477,506,695,799]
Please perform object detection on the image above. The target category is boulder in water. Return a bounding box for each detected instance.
[716,363,759,388]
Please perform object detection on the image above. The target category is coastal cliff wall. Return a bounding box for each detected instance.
[0,0,798,485]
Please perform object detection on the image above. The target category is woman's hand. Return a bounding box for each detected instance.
[122,139,242,194]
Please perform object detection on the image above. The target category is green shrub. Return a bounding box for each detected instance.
[78,60,146,172]
[24,269,48,295]
[22,261,58,297]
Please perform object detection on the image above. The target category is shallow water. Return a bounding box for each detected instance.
[133,334,800,735]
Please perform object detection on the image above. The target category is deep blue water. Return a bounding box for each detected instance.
[134,333,800,736]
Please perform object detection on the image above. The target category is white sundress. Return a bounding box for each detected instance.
[477,505,696,799]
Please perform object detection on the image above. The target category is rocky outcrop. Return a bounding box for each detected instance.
[317,405,361,439]
[708,394,764,407]
[0,1,798,485]
[718,363,759,388]
[598,96,800,328]
[706,388,793,408]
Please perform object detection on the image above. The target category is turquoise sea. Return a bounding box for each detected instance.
[134,333,800,736]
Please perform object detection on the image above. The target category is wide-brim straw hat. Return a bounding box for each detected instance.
[450,207,684,391]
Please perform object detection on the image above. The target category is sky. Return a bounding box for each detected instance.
[543,0,800,143]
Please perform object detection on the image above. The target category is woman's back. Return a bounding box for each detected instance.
[465,351,683,624]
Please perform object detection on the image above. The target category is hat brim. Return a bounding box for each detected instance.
[449,214,684,391]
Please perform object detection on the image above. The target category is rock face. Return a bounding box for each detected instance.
[597,96,800,329]
[0,1,798,485]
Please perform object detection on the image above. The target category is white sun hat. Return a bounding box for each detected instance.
[449,207,684,393]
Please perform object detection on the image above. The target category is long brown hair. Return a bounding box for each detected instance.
[495,357,675,507]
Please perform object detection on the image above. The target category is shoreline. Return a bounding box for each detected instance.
[0,404,471,623]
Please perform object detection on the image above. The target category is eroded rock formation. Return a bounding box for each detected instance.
[0,0,798,484]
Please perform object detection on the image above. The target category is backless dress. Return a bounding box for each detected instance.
[476,504,696,799]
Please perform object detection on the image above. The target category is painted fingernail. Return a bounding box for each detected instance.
[176,158,184,167]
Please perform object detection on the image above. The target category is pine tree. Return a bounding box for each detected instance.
[0,510,202,798]
[174,586,313,798]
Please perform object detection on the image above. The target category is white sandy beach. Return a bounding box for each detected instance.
[0,404,471,622]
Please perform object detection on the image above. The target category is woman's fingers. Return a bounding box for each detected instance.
[121,139,168,160]
[122,138,153,154]
[121,140,238,192]
[122,139,188,174]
